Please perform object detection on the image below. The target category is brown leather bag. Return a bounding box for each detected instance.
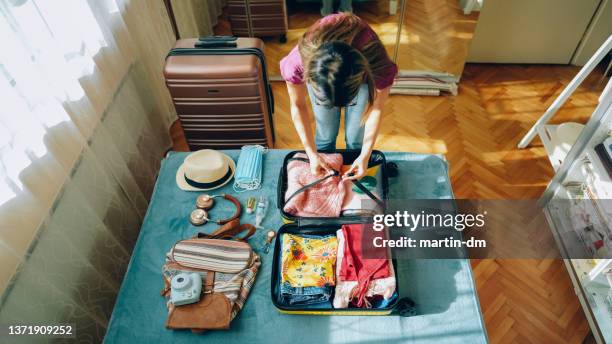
[165,272,232,331]
[161,221,259,332]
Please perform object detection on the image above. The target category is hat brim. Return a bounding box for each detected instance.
[176,153,236,191]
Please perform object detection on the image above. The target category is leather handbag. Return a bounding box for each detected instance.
[161,220,259,332]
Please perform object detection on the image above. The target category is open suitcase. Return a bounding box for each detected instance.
[272,150,413,316]
[164,37,275,150]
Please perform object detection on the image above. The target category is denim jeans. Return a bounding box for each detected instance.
[321,0,353,15]
[307,84,369,151]
[279,282,333,306]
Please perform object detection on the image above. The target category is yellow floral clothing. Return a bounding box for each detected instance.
[281,234,338,288]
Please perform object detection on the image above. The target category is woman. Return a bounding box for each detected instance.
[280,13,397,180]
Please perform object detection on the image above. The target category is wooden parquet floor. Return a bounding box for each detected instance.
[397,0,479,76]
[169,59,608,344]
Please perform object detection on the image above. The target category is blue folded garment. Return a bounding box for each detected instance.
[370,291,398,309]
[279,282,333,306]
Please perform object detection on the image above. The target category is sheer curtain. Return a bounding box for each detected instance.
[0,0,175,341]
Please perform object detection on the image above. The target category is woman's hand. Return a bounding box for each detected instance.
[343,153,370,181]
[307,152,332,176]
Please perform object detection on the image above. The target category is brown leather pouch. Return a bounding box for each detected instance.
[165,272,232,331]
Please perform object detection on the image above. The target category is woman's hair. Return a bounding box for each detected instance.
[298,13,389,110]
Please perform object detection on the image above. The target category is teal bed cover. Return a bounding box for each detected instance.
[103,150,488,343]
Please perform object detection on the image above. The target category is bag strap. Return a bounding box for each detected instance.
[350,177,385,208]
[196,219,256,241]
[203,271,215,294]
[285,157,384,208]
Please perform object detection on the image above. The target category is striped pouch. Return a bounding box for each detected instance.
[170,238,254,274]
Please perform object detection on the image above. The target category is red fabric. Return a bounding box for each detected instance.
[283,153,346,217]
[339,224,390,307]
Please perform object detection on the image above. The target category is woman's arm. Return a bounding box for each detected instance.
[344,86,390,180]
[286,82,331,175]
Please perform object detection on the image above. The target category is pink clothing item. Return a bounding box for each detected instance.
[279,13,398,90]
[339,224,392,307]
[333,228,396,309]
[283,153,346,217]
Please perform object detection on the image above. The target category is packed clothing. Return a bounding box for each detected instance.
[280,233,338,306]
[283,153,383,217]
[283,153,346,217]
[276,224,396,309]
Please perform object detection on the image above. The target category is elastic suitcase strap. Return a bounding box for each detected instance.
[284,157,384,208]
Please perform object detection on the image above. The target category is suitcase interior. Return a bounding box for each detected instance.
[270,222,399,315]
[277,149,389,223]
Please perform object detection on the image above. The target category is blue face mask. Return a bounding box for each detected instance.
[233,145,266,192]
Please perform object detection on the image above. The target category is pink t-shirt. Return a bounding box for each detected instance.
[280,14,398,90]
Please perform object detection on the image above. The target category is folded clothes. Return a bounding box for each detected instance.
[279,283,332,306]
[334,225,396,309]
[340,224,390,281]
[280,233,338,306]
[341,164,384,216]
[283,153,346,217]
[281,233,337,288]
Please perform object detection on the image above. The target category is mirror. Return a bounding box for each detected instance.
[166,0,481,92]
[396,0,481,79]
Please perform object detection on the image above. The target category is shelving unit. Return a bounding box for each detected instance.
[530,36,612,343]
[541,98,612,342]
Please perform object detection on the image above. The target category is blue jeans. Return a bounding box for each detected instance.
[279,282,333,306]
[307,84,368,151]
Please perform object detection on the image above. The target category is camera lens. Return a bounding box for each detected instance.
[172,273,192,290]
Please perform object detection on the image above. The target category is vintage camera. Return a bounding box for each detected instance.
[170,272,202,306]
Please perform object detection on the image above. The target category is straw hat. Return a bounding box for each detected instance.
[176,150,236,191]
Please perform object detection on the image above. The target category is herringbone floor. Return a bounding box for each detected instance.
[397,0,479,76]
[170,63,609,343]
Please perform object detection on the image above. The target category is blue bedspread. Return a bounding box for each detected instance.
[104,150,488,343]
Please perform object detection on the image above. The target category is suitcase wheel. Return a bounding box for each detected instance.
[279,34,287,44]
[396,298,417,317]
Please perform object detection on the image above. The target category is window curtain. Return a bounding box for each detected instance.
[171,0,227,38]
[0,0,176,341]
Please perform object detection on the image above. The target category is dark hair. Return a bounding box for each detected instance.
[298,13,390,119]
[307,41,373,108]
